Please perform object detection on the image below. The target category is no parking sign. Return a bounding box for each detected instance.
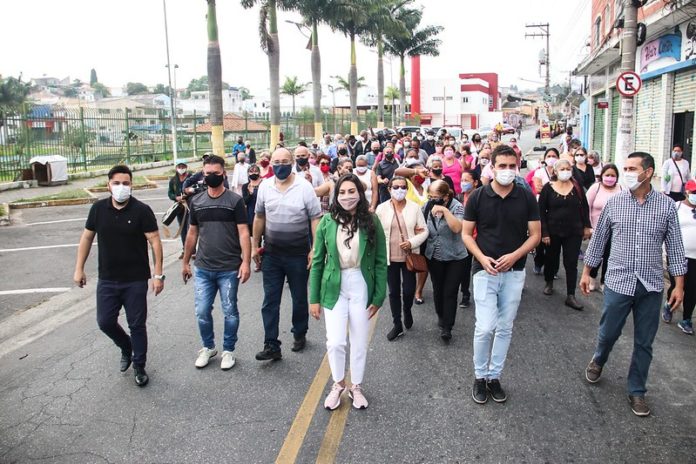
[616,71,642,97]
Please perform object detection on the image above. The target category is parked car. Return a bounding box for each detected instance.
[502,123,516,135]
[437,126,463,141]
[397,126,422,137]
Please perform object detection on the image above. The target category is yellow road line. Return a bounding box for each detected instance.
[275,354,331,464]
[315,314,380,464]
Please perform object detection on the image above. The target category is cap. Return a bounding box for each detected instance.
[176,162,187,167]
[685,179,696,192]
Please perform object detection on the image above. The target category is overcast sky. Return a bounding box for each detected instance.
[2,0,591,95]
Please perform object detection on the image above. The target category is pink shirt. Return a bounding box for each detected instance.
[442,158,463,194]
[585,182,624,229]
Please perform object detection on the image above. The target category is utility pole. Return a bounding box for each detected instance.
[162,0,178,165]
[614,0,638,170]
[525,23,550,96]
[442,87,446,126]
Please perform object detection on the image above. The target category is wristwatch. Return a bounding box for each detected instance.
[154,275,166,281]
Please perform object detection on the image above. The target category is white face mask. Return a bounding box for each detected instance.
[495,169,516,186]
[176,168,187,175]
[688,193,696,205]
[623,171,645,192]
[391,188,407,201]
[479,158,490,166]
[355,166,368,174]
[557,170,573,181]
[111,184,131,203]
[575,155,586,164]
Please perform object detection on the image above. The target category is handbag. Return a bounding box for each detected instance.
[392,201,428,273]
[162,201,184,226]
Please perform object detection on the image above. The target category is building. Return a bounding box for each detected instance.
[411,56,501,129]
[574,0,696,172]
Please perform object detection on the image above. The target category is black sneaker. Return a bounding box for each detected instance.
[404,311,413,330]
[628,395,650,417]
[472,378,488,404]
[255,345,282,361]
[291,336,306,352]
[120,352,132,372]
[440,328,452,343]
[459,297,470,309]
[133,366,149,387]
[486,379,507,403]
[386,325,404,341]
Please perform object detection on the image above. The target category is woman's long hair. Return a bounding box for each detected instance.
[329,173,376,247]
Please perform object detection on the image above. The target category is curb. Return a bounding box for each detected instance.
[0,202,10,226]
[86,181,159,194]
[9,188,98,210]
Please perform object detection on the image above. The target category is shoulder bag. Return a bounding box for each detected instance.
[392,202,428,273]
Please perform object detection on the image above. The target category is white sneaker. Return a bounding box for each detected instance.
[220,351,236,370]
[195,347,217,368]
[349,384,369,409]
[324,382,345,410]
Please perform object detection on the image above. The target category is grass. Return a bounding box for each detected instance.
[12,189,91,203]
[92,175,150,188]
[0,204,5,216]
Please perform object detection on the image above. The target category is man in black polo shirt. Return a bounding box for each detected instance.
[462,145,541,405]
[376,146,398,203]
[74,165,163,387]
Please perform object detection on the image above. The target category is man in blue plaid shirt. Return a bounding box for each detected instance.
[580,152,686,417]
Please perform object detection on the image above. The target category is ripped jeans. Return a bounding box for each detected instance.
[194,267,240,352]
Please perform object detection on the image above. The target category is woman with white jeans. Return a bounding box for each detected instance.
[309,174,388,410]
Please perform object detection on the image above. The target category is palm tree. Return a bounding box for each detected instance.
[241,0,295,149]
[206,0,225,158]
[327,0,386,135]
[280,76,309,114]
[385,85,400,127]
[361,0,413,128]
[383,9,442,124]
[332,74,366,93]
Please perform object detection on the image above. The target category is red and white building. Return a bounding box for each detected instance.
[411,56,500,129]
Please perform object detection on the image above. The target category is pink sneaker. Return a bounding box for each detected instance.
[324,383,345,410]
[349,384,369,409]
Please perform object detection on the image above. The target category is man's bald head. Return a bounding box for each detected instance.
[294,146,310,158]
[271,147,293,163]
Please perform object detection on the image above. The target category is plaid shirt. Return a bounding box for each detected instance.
[585,188,687,296]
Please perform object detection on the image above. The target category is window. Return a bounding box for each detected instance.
[462,97,469,103]
[604,4,611,36]
[594,16,602,47]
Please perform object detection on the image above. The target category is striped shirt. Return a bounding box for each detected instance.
[255,174,322,256]
[585,188,687,296]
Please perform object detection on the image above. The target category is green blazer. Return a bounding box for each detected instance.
[309,213,387,310]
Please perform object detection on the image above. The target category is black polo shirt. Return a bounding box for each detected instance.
[464,183,540,274]
[85,197,158,282]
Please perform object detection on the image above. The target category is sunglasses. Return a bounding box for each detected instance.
[391,185,407,190]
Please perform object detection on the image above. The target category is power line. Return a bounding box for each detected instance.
[525,23,550,95]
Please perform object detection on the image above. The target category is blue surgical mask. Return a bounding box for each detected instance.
[274,164,292,180]
[461,181,474,193]
[672,151,682,159]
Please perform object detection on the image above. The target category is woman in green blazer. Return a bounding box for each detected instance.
[309,174,387,411]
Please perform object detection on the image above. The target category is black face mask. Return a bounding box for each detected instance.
[431,198,445,206]
[474,138,481,143]
[385,153,394,159]
[373,149,380,154]
[338,148,348,156]
[248,173,260,181]
[205,173,224,188]
[296,157,309,166]
[431,168,443,177]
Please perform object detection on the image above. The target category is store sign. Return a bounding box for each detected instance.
[596,99,609,109]
[640,33,682,73]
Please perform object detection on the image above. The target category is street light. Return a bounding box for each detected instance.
[162,0,178,164]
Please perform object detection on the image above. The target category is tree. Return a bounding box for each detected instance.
[90,69,98,86]
[280,76,308,114]
[385,85,400,126]
[383,9,442,124]
[206,0,225,158]
[126,82,149,95]
[332,74,366,93]
[153,83,172,95]
[239,86,253,100]
[361,0,413,128]
[63,87,79,98]
[241,0,296,149]
[326,0,385,135]
[92,82,111,98]
[0,75,30,107]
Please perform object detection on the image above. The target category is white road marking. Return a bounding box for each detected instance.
[0,288,71,296]
[26,212,170,226]
[0,239,177,253]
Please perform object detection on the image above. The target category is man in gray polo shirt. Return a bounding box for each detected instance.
[252,148,322,360]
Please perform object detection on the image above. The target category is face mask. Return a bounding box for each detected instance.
[412,175,425,186]
[461,181,474,193]
[431,168,443,176]
[309,158,317,165]
[623,171,645,191]
[495,169,516,186]
[479,158,490,166]
[474,138,481,143]
[545,157,558,167]
[176,168,187,175]
[672,151,682,159]
[248,173,260,181]
[260,159,270,168]
[274,164,292,181]
[111,184,131,203]
[427,135,434,141]
[296,157,309,167]
[205,172,225,188]
[431,198,445,206]
[385,152,394,160]
[320,164,330,173]
[372,149,380,154]
[338,194,360,211]
[602,175,617,187]
[338,148,348,156]
[575,155,586,164]
[557,170,573,181]
[355,166,368,174]
[688,193,696,205]
[448,141,455,146]
[444,151,454,159]
[404,141,411,148]
[391,188,407,201]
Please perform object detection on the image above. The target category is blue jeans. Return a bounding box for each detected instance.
[194,267,240,352]
[472,269,526,379]
[261,253,310,350]
[592,281,662,396]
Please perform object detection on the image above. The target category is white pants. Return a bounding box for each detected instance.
[324,268,370,385]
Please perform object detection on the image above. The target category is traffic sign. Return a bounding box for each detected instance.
[616,71,642,97]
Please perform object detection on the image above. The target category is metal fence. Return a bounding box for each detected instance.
[0,104,402,182]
